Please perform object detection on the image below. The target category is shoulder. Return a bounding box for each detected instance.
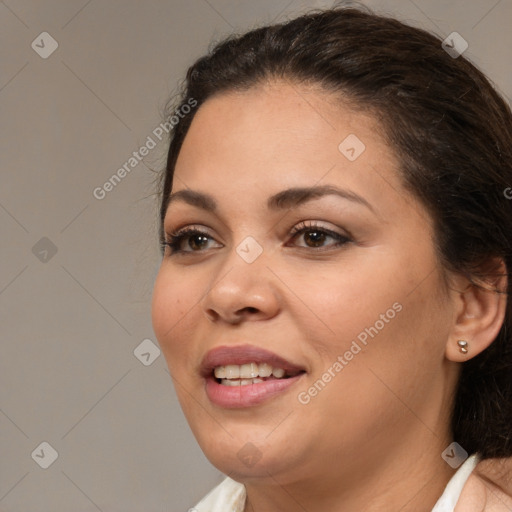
[456,457,512,511]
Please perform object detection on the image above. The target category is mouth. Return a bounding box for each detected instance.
[201,344,307,408]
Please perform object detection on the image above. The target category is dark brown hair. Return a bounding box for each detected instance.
[158,6,512,459]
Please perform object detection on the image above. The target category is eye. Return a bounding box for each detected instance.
[162,221,352,256]
[287,221,351,250]
[162,226,219,254]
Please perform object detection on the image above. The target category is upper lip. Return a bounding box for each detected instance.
[200,344,306,377]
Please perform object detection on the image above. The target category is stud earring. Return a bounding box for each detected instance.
[457,340,469,354]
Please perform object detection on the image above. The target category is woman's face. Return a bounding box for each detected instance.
[152,81,459,486]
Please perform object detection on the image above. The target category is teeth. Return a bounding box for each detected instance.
[225,365,240,379]
[221,378,241,386]
[221,378,265,386]
[214,366,226,379]
[258,363,272,377]
[214,362,288,381]
[240,362,259,379]
[272,368,285,378]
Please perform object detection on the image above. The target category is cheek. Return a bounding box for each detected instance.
[151,270,198,367]
[298,289,448,445]
[301,249,448,390]
[288,258,401,357]
[337,276,450,410]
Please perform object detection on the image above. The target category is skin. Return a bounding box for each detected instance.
[151,81,507,511]
[457,458,512,511]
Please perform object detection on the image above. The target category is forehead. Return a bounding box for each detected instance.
[177,81,382,172]
[171,81,417,222]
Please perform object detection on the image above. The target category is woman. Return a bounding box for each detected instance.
[151,6,512,511]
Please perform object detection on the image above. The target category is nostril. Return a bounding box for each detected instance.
[205,309,219,323]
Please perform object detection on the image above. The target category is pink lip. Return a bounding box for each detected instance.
[201,344,307,408]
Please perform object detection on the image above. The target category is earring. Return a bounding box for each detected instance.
[457,340,469,354]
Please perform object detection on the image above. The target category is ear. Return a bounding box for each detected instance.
[445,258,508,362]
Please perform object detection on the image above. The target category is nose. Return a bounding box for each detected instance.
[200,248,281,324]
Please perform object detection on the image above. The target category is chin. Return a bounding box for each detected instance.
[192,421,303,481]
[206,444,295,481]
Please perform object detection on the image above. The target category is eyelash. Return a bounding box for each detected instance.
[161,221,352,255]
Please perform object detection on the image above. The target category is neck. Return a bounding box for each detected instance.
[243,434,457,512]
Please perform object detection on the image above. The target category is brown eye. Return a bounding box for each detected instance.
[187,234,210,251]
[163,227,219,254]
[302,230,327,247]
[289,222,351,250]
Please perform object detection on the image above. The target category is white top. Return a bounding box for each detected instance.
[192,454,480,512]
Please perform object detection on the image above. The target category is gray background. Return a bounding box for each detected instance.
[1,0,510,511]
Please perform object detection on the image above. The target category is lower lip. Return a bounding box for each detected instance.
[205,374,305,408]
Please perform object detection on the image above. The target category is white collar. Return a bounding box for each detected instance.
[431,453,480,512]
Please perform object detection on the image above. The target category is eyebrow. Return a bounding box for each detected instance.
[166,185,376,215]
